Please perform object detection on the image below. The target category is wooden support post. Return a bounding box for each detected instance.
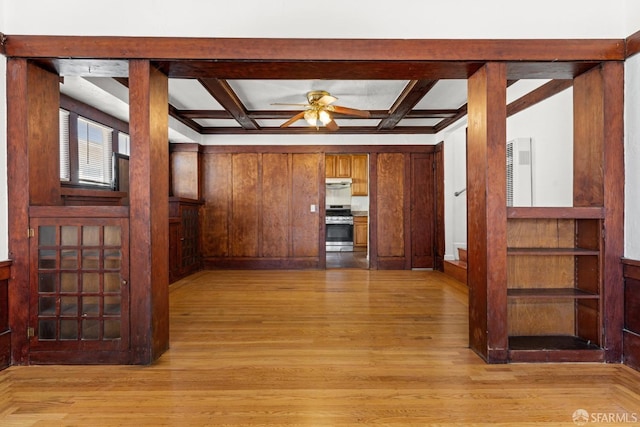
[574,62,625,362]
[467,63,508,363]
[6,59,60,364]
[128,60,170,364]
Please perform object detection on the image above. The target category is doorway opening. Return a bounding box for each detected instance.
[325,153,370,269]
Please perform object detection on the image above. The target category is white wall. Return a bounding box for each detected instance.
[0,1,629,38]
[507,88,574,207]
[625,55,640,258]
[441,124,468,260]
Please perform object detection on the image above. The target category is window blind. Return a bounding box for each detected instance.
[77,117,113,185]
[59,110,70,181]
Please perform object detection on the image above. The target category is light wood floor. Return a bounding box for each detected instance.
[2,270,640,426]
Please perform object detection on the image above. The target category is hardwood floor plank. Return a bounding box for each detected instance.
[2,270,640,426]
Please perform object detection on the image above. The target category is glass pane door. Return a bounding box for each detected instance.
[30,217,129,357]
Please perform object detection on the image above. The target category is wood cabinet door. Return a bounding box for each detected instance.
[325,154,336,178]
[411,153,435,268]
[29,216,130,363]
[351,154,368,196]
[354,217,368,247]
[180,204,200,274]
[336,155,352,178]
[168,220,180,282]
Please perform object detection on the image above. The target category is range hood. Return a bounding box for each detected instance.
[326,177,352,186]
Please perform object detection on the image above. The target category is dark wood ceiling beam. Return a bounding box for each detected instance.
[377,80,438,130]
[433,105,468,133]
[626,29,640,58]
[169,105,204,133]
[507,79,573,117]
[177,109,460,120]
[200,126,435,135]
[198,78,259,130]
[434,79,573,133]
[180,110,233,119]
[4,35,624,61]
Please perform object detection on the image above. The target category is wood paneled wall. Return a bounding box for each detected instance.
[623,258,640,371]
[0,261,11,370]
[201,149,322,269]
[177,144,441,271]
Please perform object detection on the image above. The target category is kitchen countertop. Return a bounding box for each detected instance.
[351,211,369,217]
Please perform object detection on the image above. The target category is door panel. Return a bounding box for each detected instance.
[291,153,320,257]
[29,217,129,358]
[411,153,435,268]
[262,153,291,257]
[377,153,405,258]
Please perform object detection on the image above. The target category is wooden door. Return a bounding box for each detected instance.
[180,204,200,275]
[411,153,435,268]
[351,154,368,196]
[29,216,130,363]
[376,153,406,269]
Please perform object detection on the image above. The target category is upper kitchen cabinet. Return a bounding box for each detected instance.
[326,154,352,178]
[351,154,368,196]
[326,154,368,196]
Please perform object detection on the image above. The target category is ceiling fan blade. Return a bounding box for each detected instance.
[280,111,306,128]
[271,103,311,107]
[331,105,371,118]
[317,95,338,106]
[325,119,339,131]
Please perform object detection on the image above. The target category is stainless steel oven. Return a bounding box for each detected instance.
[326,205,354,252]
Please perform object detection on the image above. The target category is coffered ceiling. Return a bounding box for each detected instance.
[48,51,597,140]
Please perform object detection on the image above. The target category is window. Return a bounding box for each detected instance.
[59,94,130,188]
[77,118,113,185]
[118,133,130,156]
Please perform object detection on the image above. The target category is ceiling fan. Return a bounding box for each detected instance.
[274,90,371,130]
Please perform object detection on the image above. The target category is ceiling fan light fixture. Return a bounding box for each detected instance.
[318,110,332,125]
[304,110,318,126]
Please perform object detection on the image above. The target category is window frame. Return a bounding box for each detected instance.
[60,94,130,189]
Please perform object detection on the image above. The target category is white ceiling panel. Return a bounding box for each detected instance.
[168,79,223,110]
[414,80,468,109]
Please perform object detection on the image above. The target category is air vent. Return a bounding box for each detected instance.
[506,138,533,207]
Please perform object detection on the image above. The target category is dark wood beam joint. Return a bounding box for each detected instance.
[377,79,438,130]
[198,78,259,130]
[169,105,204,134]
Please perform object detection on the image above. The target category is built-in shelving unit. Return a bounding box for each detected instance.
[506,207,604,362]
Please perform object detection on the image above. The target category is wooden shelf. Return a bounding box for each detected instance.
[507,247,599,256]
[507,288,599,299]
[508,335,604,362]
[507,206,604,219]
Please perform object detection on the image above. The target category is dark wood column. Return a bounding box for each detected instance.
[467,63,508,363]
[6,59,61,364]
[128,61,170,364]
[574,62,625,362]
